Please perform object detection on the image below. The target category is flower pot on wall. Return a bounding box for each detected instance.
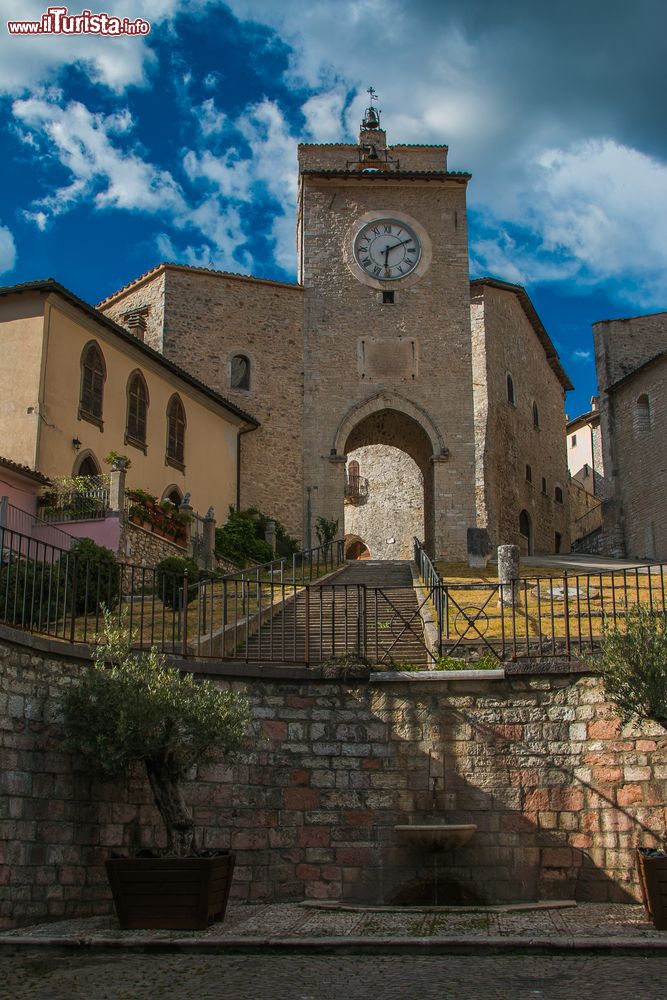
[636,849,667,930]
[105,853,236,930]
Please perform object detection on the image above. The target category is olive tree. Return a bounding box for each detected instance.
[598,603,667,731]
[60,611,250,855]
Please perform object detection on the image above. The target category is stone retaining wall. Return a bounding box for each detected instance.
[0,626,665,927]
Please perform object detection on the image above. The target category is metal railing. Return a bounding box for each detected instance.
[0,500,76,551]
[2,525,666,666]
[39,476,110,522]
[344,474,369,502]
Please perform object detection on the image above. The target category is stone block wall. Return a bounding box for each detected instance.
[471,283,570,554]
[121,520,186,567]
[344,445,424,560]
[1,625,665,927]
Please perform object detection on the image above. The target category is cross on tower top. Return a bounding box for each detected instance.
[361,86,381,130]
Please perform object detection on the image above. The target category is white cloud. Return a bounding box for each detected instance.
[13,95,185,223]
[197,97,226,137]
[0,223,17,274]
[472,140,667,307]
[572,349,592,361]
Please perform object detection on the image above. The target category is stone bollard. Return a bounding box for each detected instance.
[497,544,520,607]
[265,519,277,554]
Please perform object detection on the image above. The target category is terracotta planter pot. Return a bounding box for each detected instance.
[105,853,235,930]
[636,849,667,930]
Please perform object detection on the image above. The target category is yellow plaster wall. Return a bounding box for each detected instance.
[0,298,45,468]
[37,295,241,517]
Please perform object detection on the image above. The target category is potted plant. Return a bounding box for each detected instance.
[597,603,667,929]
[59,610,250,929]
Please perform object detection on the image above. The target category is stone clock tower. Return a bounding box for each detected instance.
[297,96,477,558]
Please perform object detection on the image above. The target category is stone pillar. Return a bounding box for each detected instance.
[108,459,127,513]
[202,507,216,572]
[179,493,194,558]
[265,519,277,554]
[497,544,520,607]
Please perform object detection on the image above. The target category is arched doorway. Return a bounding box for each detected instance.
[345,535,370,560]
[519,509,532,555]
[73,451,101,477]
[341,406,433,558]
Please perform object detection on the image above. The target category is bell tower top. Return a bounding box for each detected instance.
[359,85,388,157]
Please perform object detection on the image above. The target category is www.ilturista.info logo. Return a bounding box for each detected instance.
[7,7,150,35]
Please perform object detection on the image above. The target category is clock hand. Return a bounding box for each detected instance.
[383,245,390,266]
[387,237,414,252]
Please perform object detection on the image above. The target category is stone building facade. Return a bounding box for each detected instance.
[594,312,667,559]
[98,108,572,559]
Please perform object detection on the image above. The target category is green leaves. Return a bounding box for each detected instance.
[60,609,251,782]
[599,604,667,731]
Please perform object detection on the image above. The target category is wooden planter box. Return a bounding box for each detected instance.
[636,850,667,930]
[105,853,235,930]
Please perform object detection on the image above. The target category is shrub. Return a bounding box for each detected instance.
[597,604,667,730]
[68,538,119,614]
[215,508,273,567]
[155,556,200,608]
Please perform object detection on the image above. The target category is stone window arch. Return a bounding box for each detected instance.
[162,484,183,507]
[634,393,651,434]
[73,450,101,477]
[166,394,186,470]
[230,353,251,391]
[506,372,516,406]
[126,370,149,450]
[554,484,564,504]
[79,340,106,427]
[532,401,540,428]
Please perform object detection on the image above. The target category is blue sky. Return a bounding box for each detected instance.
[1,1,666,418]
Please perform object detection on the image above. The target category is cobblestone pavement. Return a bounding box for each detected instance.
[1,953,666,1000]
[0,902,662,943]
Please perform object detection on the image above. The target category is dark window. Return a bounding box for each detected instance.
[541,477,547,494]
[555,532,562,554]
[555,485,563,504]
[80,342,105,424]
[164,487,183,507]
[166,395,186,468]
[519,509,531,542]
[77,454,100,477]
[382,291,395,304]
[570,434,577,447]
[230,354,250,391]
[507,373,515,405]
[533,402,540,428]
[525,463,532,483]
[635,394,651,434]
[126,371,148,446]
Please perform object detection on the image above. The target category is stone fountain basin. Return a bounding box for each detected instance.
[394,824,477,850]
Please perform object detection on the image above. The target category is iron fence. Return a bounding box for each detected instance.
[0,500,76,551]
[1,525,666,666]
[39,475,110,522]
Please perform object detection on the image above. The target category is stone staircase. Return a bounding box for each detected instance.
[239,560,430,666]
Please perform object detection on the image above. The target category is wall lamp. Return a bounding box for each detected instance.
[72,437,81,451]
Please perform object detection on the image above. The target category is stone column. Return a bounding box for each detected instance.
[202,507,216,572]
[265,519,277,554]
[179,493,194,559]
[497,544,520,607]
[108,459,127,513]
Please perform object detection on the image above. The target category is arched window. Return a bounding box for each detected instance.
[74,451,101,477]
[634,394,651,434]
[230,354,250,391]
[162,485,183,507]
[554,485,564,504]
[533,401,540,428]
[166,395,186,469]
[126,371,149,448]
[79,341,106,425]
[506,373,515,406]
[348,459,360,491]
[525,463,532,484]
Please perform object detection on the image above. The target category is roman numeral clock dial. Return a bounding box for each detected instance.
[353,218,422,281]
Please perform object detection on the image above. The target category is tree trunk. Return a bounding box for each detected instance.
[145,757,195,856]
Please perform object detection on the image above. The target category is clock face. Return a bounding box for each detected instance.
[353,218,422,281]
